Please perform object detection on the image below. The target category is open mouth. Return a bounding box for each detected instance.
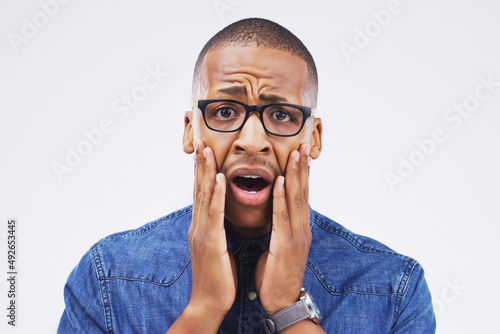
[232,176,270,193]
[228,168,274,206]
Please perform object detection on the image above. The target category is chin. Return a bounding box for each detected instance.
[225,201,272,230]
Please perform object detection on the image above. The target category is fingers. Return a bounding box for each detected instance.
[282,143,311,236]
[191,139,226,235]
[192,139,206,232]
[299,144,311,232]
[199,147,218,217]
[193,139,206,205]
[284,150,301,234]
[272,175,289,234]
[211,173,226,232]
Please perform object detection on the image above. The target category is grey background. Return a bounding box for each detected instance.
[1,0,499,333]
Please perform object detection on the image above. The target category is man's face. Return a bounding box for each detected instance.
[184,46,322,234]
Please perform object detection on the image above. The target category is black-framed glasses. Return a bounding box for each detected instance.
[196,99,313,137]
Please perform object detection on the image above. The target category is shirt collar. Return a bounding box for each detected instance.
[225,222,270,257]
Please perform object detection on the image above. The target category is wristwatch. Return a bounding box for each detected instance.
[263,288,321,334]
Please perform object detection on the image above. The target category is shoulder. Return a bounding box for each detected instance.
[100,205,193,242]
[89,205,193,286]
[308,209,422,296]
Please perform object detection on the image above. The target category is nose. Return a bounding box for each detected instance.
[232,112,272,154]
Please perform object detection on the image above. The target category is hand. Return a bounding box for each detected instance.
[255,143,312,315]
[184,140,237,328]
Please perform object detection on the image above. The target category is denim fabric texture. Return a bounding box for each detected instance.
[58,205,436,333]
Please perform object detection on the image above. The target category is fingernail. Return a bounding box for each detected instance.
[203,148,207,158]
[193,141,198,152]
[307,156,312,167]
[305,144,311,157]
[295,151,300,163]
[280,176,285,184]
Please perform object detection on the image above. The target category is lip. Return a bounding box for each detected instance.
[227,167,274,206]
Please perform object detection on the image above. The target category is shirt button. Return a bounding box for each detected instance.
[248,291,258,301]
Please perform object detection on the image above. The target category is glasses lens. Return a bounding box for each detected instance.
[203,101,246,131]
[263,105,304,135]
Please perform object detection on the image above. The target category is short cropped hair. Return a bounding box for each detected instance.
[191,18,318,108]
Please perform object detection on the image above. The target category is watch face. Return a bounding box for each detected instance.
[304,291,322,323]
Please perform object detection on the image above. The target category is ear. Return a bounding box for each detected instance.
[309,117,322,159]
[182,110,194,154]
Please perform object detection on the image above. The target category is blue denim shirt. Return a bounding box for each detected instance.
[58,206,435,333]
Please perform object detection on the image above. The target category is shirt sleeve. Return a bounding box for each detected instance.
[58,248,109,333]
[390,263,436,333]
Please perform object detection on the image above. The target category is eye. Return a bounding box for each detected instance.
[212,106,238,119]
[216,108,234,118]
[270,109,294,122]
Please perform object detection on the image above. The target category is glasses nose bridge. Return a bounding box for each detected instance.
[242,105,265,123]
[242,104,265,127]
[245,104,264,114]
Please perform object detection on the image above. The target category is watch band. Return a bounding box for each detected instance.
[264,299,311,334]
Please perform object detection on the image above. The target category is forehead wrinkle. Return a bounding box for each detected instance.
[203,48,308,105]
[214,85,247,97]
[211,87,290,107]
[258,93,288,104]
[223,63,273,79]
[213,85,290,104]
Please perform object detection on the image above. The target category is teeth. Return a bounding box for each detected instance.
[247,191,257,193]
[242,175,260,179]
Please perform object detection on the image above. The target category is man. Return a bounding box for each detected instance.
[58,18,436,333]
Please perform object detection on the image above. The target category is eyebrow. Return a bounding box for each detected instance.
[213,86,288,104]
